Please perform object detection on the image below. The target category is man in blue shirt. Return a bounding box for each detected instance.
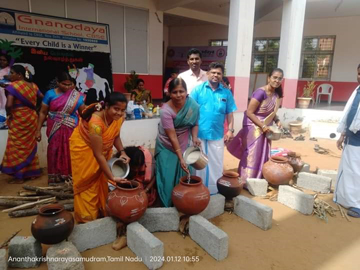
[190,62,237,194]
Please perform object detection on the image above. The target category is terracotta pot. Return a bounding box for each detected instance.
[297,97,312,109]
[287,152,304,173]
[172,176,210,215]
[289,121,303,134]
[31,204,74,245]
[106,180,148,224]
[262,156,294,185]
[217,171,243,200]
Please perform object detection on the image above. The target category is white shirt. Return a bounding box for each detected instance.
[178,69,207,94]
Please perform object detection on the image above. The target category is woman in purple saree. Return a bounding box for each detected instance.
[227,68,284,185]
[36,72,85,185]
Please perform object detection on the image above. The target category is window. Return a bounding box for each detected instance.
[209,40,228,46]
[252,38,280,73]
[300,36,335,80]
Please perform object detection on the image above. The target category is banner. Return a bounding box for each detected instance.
[0,8,112,104]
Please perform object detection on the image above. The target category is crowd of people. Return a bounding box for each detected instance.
[0,48,359,221]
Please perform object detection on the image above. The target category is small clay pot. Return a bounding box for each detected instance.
[31,204,74,245]
[262,156,294,185]
[106,180,148,224]
[172,176,210,215]
[217,171,243,199]
[287,152,304,173]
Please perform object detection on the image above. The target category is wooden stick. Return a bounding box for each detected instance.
[0,229,21,249]
[22,185,73,199]
[0,195,52,201]
[9,204,74,218]
[0,199,31,207]
[2,197,56,213]
[18,191,38,197]
[337,204,345,218]
[57,199,74,205]
[342,206,351,222]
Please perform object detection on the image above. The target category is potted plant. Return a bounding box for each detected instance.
[123,70,138,101]
[297,80,316,109]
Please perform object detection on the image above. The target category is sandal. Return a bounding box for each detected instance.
[347,207,360,218]
[294,135,305,141]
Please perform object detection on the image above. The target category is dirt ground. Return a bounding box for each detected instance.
[1,136,359,270]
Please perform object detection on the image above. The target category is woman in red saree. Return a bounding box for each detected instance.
[36,72,85,185]
[0,65,42,183]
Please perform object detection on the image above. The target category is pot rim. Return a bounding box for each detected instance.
[222,171,239,178]
[179,175,203,186]
[115,180,140,191]
[38,204,64,216]
[270,156,289,164]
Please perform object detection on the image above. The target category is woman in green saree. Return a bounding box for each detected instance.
[155,77,200,207]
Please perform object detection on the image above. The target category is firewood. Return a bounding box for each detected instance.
[18,191,37,196]
[0,195,52,201]
[0,229,21,248]
[9,204,74,218]
[57,199,74,205]
[2,197,56,213]
[22,185,73,199]
[0,199,30,207]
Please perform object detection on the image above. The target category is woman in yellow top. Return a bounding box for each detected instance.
[69,92,130,223]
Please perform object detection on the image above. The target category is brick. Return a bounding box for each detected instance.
[68,217,117,252]
[189,215,228,261]
[233,195,272,230]
[8,236,42,268]
[300,163,310,173]
[297,172,332,193]
[278,185,314,215]
[199,194,225,219]
[317,169,337,189]
[138,207,179,232]
[46,241,84,270]
[247,178,268,196]
[0,249,7,270]
[127,222,164,270]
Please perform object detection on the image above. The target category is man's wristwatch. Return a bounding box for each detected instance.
[229,128,235,133]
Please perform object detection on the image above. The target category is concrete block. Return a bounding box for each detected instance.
[68,217,117,252]
[233,195,272,230]
[300,163,310,173]
[189,215,228,261]
[278,185,314,215]
[247,178,268,196]
[317,169,338,189]
[0,249,7,270]
[8,236,42,268]
[46,241,84,270]
[138,207,179,232]
[297,172,332,193]
[127,222,164,270]
[199,194,225,219]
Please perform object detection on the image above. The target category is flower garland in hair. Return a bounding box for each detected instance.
[24,66,30,79]
[81,101,105,121]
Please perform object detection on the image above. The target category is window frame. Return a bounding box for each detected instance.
[251,37,280,73]
[209,39,228,46]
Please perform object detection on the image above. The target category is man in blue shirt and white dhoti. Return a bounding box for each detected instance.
[190,62,237,194]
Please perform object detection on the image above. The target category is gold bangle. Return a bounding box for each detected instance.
[261,125,267,130]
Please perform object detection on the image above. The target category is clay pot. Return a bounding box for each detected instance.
[217,171,243,200]
[287,152,304,173]
[106,180,148,224]
[262,156,294,185]
[172,176,210,215]
[31,204,74,245]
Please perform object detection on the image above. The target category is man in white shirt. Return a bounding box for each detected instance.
[178,48,207,94]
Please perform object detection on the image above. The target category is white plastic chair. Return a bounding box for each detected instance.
[316,84,333,105]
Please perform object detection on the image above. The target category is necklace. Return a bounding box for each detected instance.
[103,110,109,127]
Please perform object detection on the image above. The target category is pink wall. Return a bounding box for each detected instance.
[112,74,163,99]
[296,81,358,102]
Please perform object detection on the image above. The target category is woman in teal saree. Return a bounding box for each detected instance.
[155,77,200,207]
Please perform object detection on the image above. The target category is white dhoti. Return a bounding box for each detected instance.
[195,139,224,195]
[333,144,360,209]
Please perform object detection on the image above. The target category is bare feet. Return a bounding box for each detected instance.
[112,236,127,251]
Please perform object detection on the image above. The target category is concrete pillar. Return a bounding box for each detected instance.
[226,0,256,112]
[278,0,306,108]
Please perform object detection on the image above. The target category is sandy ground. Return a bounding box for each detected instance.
[1,136,359,270]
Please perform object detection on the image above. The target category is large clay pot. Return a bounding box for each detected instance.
[106,180,148,224]
[31,204,74,245]
[217,171,243,200]
[262,156,294,185]
[172,175,210,215]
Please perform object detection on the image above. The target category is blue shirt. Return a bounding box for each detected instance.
[345,86,360,146]
[190,81,237,140]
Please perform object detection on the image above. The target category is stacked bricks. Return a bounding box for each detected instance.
[297,172,332,193]
[278,185,314,215]
[8,236,42,268]
[138,207,179,232]
[233,195,272,230]
[189,215,228,261]
[127,222,164,270]
[317,169,337,189]
[247,178,268,196]
[199,194,225,219]
[46,241,84,270]
[69,217,117,252]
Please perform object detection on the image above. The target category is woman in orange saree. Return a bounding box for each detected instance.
[0,65,42,183]
[70,92,130,223]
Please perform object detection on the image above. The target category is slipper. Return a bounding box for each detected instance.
[309,137,318,141]
[294,135,305,141]
[347,207,360,218]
